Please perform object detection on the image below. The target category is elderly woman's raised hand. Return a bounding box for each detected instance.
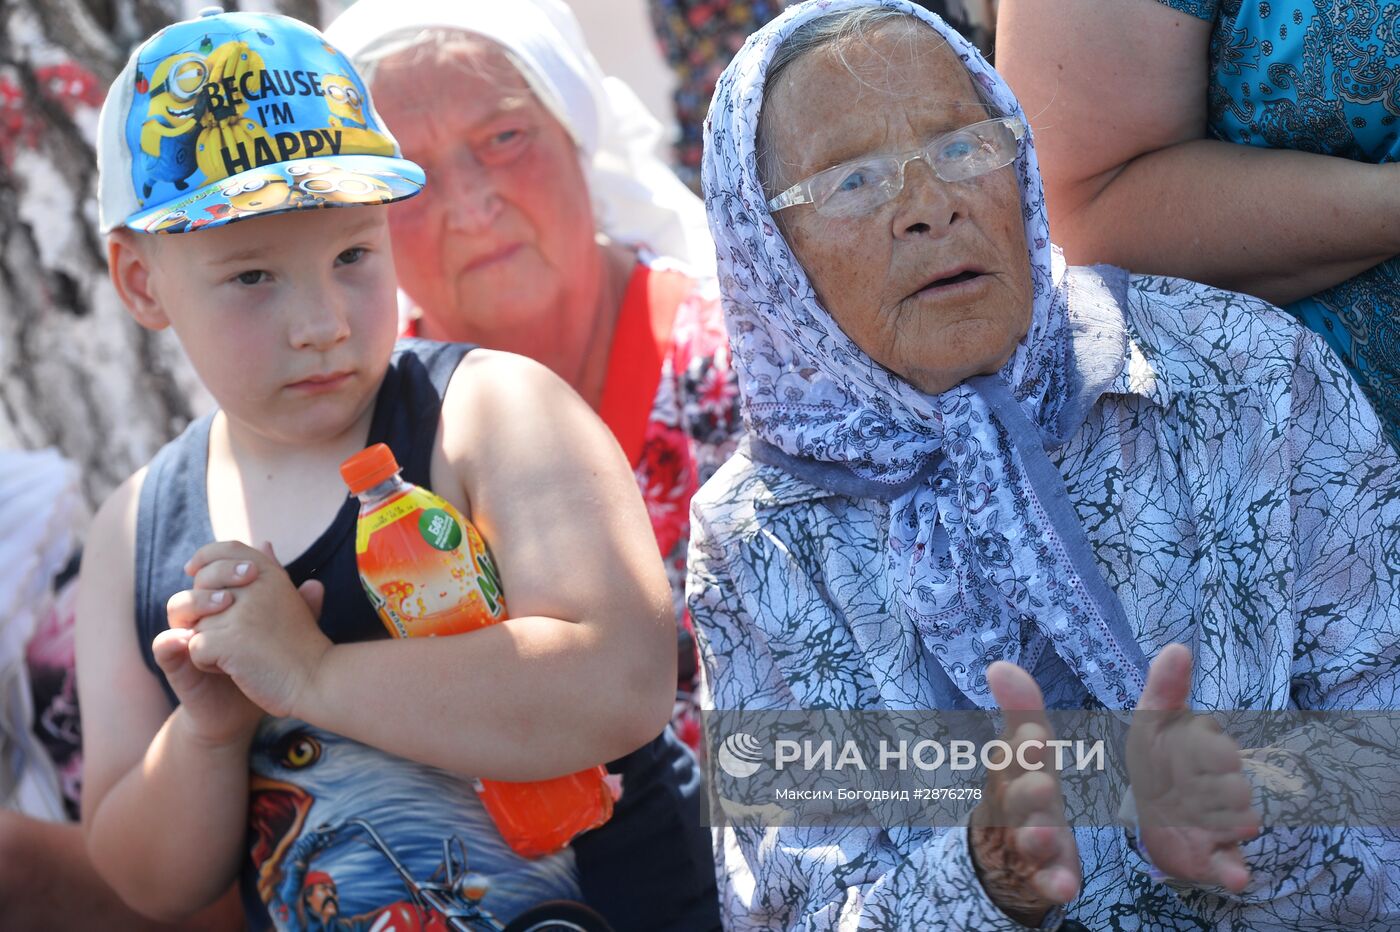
[1127,644,1260,892]
[970,661,1082,925]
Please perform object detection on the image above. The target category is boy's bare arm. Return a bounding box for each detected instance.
[338,351,676,775]
[75,472,252,921]
[184,351,678,780]
[339,351,675,776]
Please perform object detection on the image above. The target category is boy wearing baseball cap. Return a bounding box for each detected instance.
[77,8,680,929]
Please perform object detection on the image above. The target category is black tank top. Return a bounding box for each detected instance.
[133,339,719,931]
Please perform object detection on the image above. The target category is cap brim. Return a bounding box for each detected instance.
[125,154,425,234]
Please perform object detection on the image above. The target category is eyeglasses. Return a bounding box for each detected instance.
[766,116,1026,218]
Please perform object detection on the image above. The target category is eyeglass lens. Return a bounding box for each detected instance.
[813,118,1019,217]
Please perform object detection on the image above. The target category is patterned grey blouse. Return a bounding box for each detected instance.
[688,274,1400,929]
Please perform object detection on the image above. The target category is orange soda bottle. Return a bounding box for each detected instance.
[340,443,613,857]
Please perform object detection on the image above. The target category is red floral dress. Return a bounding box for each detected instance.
[592,254,742,750]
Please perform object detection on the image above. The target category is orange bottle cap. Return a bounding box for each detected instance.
[340,443,401,494]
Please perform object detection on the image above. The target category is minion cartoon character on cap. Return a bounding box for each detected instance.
[214,161,395,220]
[321,74,367,130]
[287,160,393,205]
[148,208,193,233]
[220,172,296,215]
[138,52,208,195]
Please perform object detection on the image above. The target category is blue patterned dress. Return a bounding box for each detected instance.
[688,274,1400,929]
[1156,0,1400,450]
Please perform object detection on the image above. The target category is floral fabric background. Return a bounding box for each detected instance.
[1156,0,1400,450]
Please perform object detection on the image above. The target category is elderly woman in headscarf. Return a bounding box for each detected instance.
[688,0,1400,928]
[325,0,739,751]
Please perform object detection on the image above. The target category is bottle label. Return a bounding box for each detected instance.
[359,576,408,638]
[469,524,505,616]
[419,508,463,551]
[355,495,417,554]
[355,486,508,636]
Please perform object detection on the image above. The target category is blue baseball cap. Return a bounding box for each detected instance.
[96,6,424,234]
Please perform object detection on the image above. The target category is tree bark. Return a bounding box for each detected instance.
[0,0,326,507]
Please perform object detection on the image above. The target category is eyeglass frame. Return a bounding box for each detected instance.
[765,115,1027,216]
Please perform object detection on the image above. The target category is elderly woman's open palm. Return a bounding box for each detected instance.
[972,662,1081,925]
[1128,644,1259,892]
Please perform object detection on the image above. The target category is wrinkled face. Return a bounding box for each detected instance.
[369,36,597,340]
[762,23,1032,396]
[132,207,399,445]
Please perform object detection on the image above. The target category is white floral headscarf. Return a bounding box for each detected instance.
[702,0,1147,707]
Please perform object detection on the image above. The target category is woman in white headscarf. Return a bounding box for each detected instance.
[326,0,738,757]
[323,3,730,929]
[688,0,1400,928]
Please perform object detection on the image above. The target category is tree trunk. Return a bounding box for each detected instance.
[0,0,326,507]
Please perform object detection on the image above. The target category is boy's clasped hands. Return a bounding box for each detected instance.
[158,541,327,744]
